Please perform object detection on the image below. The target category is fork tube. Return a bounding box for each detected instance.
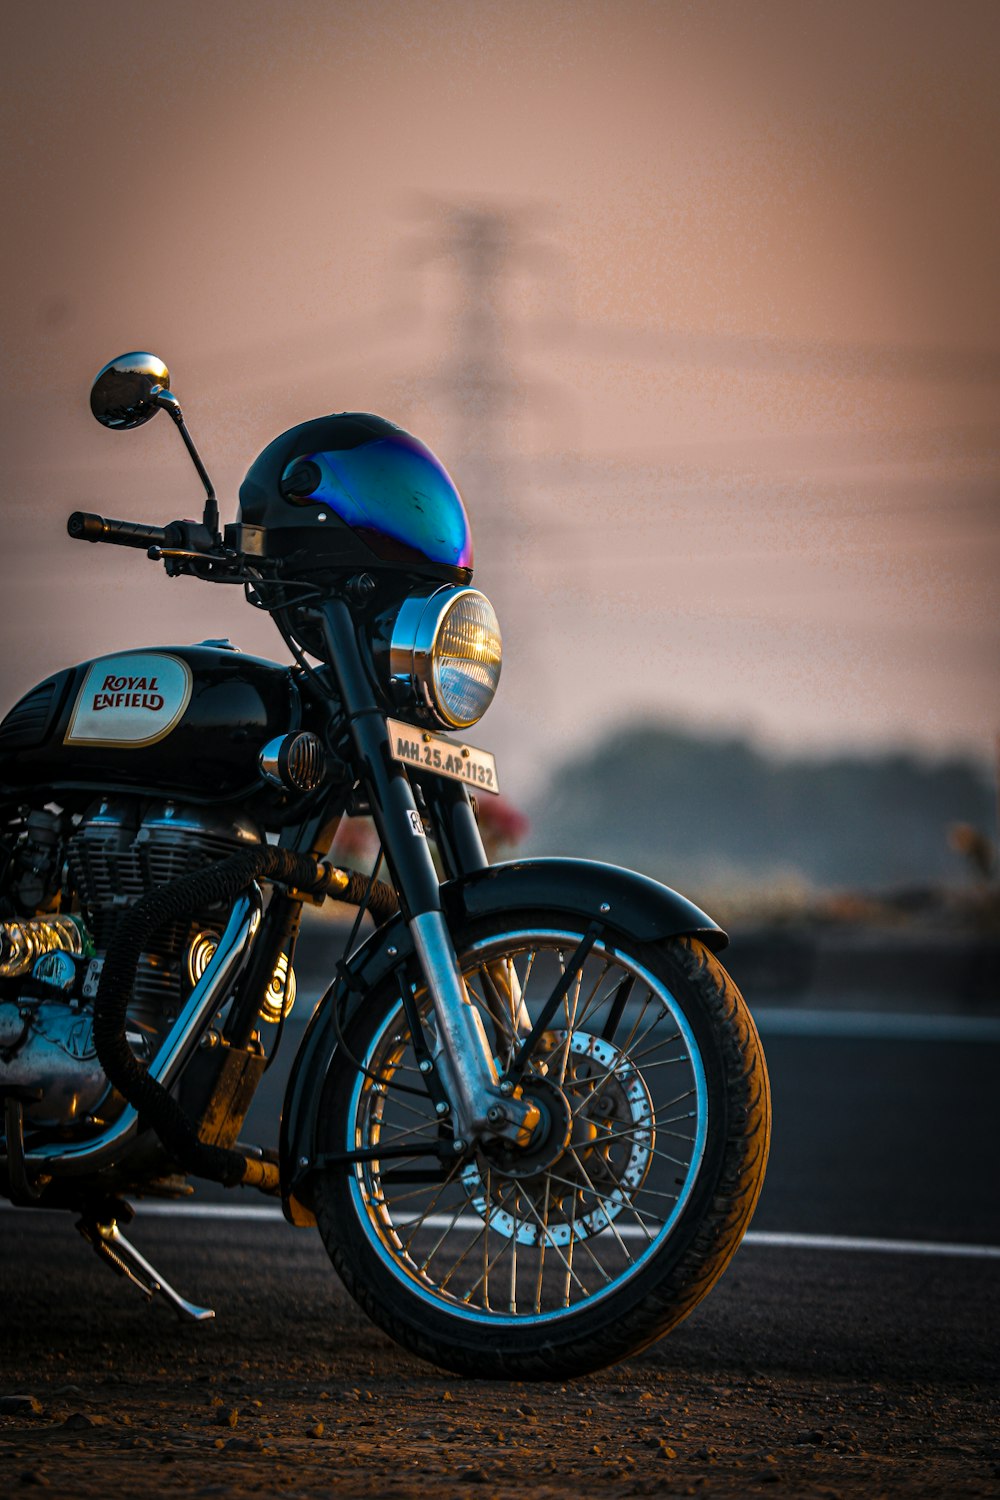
[316,598,443,920]
[416,774,489,879]
[316,598,501,1136]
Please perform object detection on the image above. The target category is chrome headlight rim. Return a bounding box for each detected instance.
[388,584,502,730]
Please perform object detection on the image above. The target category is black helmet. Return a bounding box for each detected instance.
[238,413,473,581]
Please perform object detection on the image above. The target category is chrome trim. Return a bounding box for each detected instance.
[258,735,285,788]
[388,585,453,721]
[409,910,499,1136]
[258,732,326,792]
[17,887,263,1175]
[388,585,500,730]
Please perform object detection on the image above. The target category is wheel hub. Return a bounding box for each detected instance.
[482,1074,573,1177]
[462,1029,656,1245]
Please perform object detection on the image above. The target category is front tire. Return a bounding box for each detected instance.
[312,914,770,1379]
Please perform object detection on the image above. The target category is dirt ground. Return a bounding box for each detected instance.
[2,1215,998,1499]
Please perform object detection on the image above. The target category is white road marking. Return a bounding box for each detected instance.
[7,1200,991,1260]
[744,1230,1000,1260]
[753,1009,1000,1042]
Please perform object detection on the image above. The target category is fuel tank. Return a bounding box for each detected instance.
[0,642,306,808]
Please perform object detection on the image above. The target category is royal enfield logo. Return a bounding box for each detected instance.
[92,673,166,713]
[64,652,192,747]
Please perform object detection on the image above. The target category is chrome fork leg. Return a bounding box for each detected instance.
[408,912,539,1148]
[409,910,498,1139]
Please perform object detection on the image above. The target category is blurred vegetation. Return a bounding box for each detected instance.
[525,722,997,924]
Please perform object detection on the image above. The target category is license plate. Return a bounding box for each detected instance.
[386,718,500,795]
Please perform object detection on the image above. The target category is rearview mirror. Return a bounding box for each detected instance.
[90,352,172,430]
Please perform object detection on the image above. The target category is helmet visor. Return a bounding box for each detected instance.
[288,434,473,570]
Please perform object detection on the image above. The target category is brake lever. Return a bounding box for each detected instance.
[147,544,242,580]
[147,545,232,562]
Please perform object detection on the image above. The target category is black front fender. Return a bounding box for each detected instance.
[279,857,725,1222]
[445,857,725,951]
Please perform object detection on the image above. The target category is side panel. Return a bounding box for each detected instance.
[279,857,726,1221]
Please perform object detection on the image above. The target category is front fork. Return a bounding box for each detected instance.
[317,599,532,1145]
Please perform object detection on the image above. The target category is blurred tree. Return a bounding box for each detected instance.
[527,724,994,893]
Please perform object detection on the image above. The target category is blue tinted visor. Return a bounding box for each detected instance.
[290,434,473,570]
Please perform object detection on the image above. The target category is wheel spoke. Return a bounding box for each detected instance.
[379,1092,438,1124]
[370,1117,444,1146]
[562,1187,579,1308]
[463,1223,515,1306]
[558,961,611,1074]
[533,1176,551,1313]
[512,1182,596,1300]
[629,1183,680,1202]
[373,1176,456,1206]
[631,1054,689,1069]
[566,1148,637,1264]
[481,1166,493,1309]
[436,1218,490,1290]
[423,1180,501,1283]
[627,1033,686,1066]
[396,1161,468,1255]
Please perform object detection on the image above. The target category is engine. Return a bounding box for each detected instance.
[0,797,264,1128]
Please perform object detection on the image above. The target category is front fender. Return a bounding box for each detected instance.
[279,857,725,1223]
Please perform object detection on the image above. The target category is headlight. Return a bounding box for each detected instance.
[386,586,502,729]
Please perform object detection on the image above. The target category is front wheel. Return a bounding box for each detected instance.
[312,914,770,1379]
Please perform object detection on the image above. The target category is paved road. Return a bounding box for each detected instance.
[1,1207,997,1499]
[3,998,999,1497]
[753,1029,998,1245]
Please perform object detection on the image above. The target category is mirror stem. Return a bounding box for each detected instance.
[155,391,220,541]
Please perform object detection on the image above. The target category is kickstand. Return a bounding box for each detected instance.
[77,1204,215,1323]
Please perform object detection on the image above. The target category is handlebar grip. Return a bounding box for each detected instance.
[67,511,171,549]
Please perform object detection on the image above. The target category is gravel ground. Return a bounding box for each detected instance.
[2,1213,998,1498]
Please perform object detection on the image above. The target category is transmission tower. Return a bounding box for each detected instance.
[441,206,519,603]
[405,202,548,605]
[402,202,560,793]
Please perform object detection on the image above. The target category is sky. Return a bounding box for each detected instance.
[1,0,998,798]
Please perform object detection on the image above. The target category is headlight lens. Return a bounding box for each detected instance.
[432,591,502,727]
[388,586,502,729]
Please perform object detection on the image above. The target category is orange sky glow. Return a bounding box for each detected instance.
[1,0,997,794]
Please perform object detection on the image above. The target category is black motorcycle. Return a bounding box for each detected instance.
[0,353,770,1378]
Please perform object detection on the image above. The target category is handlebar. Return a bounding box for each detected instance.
[66,510,244,582]
[67,511,172,550]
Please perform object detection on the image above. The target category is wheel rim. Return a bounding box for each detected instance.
[344,929,709,1325]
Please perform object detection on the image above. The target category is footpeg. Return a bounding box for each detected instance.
[77,1206,215,1322]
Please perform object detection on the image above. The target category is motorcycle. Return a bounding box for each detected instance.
[0,353,770,1379]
